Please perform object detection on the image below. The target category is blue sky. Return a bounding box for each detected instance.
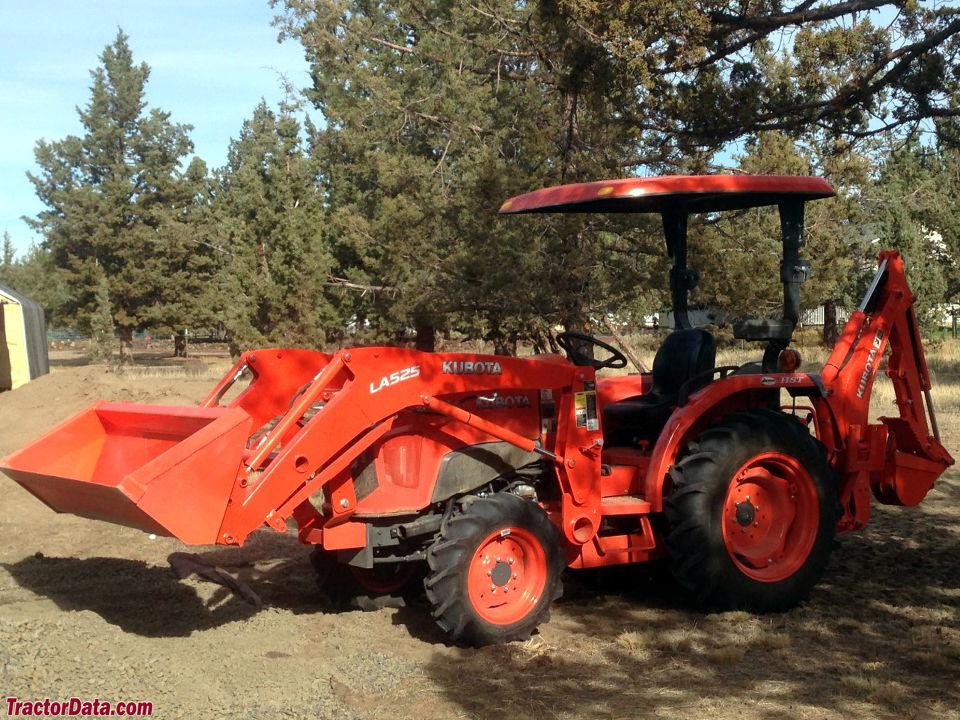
[0,1,312,256]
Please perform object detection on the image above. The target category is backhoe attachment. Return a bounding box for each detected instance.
[820,251,953,528]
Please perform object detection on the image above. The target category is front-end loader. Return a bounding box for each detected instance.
[2,175,953,646]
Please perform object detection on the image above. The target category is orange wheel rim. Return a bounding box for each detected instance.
[722,452,820,582]
[467,527,547,625]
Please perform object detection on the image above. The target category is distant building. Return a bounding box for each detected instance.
[0,283,50,391]
[798,306,852,326]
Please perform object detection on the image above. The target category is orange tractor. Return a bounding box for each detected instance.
[1,175,953,646]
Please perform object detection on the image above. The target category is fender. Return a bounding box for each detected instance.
[643,372,822,510]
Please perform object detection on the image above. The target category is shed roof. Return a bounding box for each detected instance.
[0,282,44,314]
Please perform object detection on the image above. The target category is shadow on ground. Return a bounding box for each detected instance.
[4,476,958,719]
[47,355,93,367]
[419,476,960,720]
[48,351,229,369]
[2,532,323,637]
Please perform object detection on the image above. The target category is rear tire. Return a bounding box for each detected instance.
[424,493,565,646]
[665,409,839,612]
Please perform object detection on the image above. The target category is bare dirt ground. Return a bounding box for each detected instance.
[1,354,958,720]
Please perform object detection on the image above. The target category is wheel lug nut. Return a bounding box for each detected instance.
[754,522,759,527]
[509,558,515,565]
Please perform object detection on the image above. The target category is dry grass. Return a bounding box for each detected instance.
[840,674,910,707]
[113,360,234,381]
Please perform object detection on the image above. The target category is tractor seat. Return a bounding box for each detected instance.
[603,328,716,445]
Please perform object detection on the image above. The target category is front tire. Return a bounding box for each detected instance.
[665,409,839,612]
[311,549,422,610]
[424,493,565,646]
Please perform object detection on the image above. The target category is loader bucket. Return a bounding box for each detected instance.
[0,401,253,545]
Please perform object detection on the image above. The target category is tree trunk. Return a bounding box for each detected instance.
[118,326,134,364]
[174,329,187,358]
[227,336,242,361]
[531,331,547,355]
[822,300,839,346]
[601,318,648,372]
[414,321,436,352]
[562,319,595,363]
[491,334,517,356]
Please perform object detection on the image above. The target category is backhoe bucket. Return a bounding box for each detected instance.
[0,401,253,545]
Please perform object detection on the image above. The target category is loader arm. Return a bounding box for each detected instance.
[1,347,606,549]
[214,347,605,547]
[819,250,953,530]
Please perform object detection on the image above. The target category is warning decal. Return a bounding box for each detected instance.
[574,383,599,431]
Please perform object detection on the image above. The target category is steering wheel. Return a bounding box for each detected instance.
[555,331,628,370]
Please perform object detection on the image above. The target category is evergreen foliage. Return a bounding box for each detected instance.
[273,0,960,346]
[0,232,16,289]
[26,30,214,359]
[210,101,339,354]
[1,232,13,269]
[275,1,673,349]
[16,8,960,352]
[89,275,116,363]
[867,140,960,330]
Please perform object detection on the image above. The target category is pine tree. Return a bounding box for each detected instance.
[0,231,15,288]
[1,231,13,267]
[0,244,70,321]
[867,140,960,332]
[89,275,115,363]
[277,1,660,349]
[211,102,339,354]
[274,1,960,349]
[26,30,214,360]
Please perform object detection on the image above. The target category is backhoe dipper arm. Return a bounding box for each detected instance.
[820,251,953,522]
